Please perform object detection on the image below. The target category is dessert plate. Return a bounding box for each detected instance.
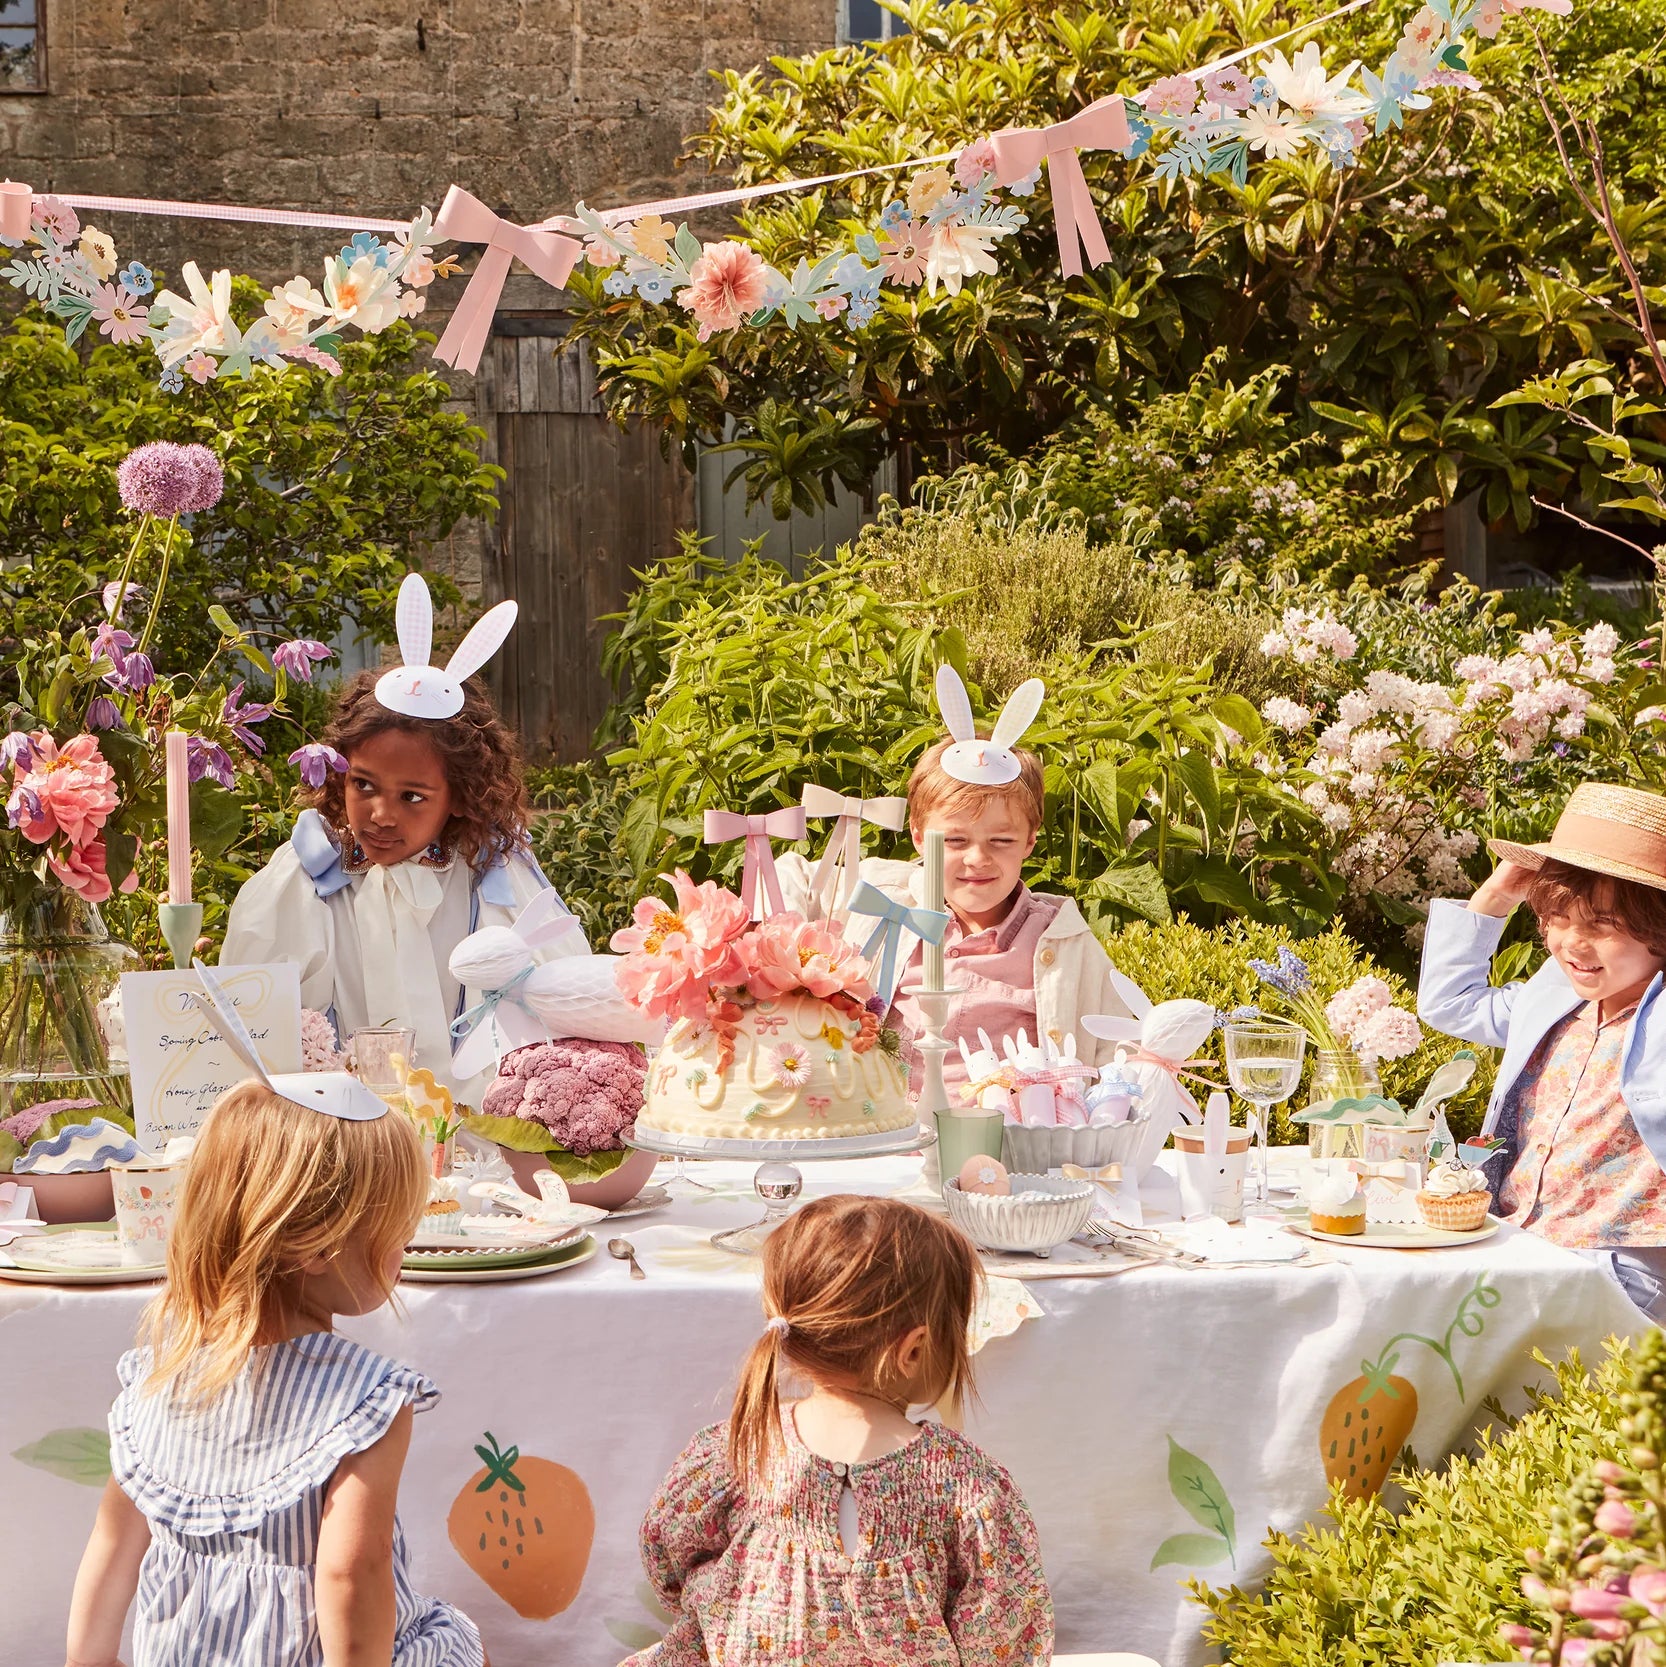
[1290,1217,1501,1249]
[602,1185,671,1220]
[403,1228,586,1271]
[0,1224,166,1284]
[400,1236,597,1283]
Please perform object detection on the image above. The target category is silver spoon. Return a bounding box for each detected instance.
[608,1237,646,1280]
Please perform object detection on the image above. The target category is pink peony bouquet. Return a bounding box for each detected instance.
[481,1039,647,1156]
[1322,975,1422,1065]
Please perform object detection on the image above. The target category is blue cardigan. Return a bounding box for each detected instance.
[1417,898,1666,1171]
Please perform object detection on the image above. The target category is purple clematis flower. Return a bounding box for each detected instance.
[187,737,236,790]
[221,681,274,755]
[101,581,148,621]
[6,782,43,830]
[1,731,36,772]
[272,639,333,682]
[288,742,348,790]
[86,696,123,731]
[90,621,135,672]
[104,650,155,693]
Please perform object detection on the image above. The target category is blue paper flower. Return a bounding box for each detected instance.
[119,261,153,296]
[1250,75,1277,106]
[1118,112,1154,160]
[1007,166,1042,198]
[603,268,637,298]
[158,366,185,393]
[879,201,910,234]
[341,231,390,267]
[637,270,676,303]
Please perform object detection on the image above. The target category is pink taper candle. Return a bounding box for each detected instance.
[165,731,191,904]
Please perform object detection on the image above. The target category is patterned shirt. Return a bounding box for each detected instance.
[1498,1000,1666,1248]
[889,885,1063,1101]
[627,1409,1053,1667]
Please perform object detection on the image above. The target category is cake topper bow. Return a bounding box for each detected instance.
[846,881,950,1006]
[188,962,388,1121]
[801,785,908,918]
[702,806,807,920]
[375,571,519,720]
[934,666,1045,786]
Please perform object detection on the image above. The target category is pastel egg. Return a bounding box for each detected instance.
[958,1155,1011,1196]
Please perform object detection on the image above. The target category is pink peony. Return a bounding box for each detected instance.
[48,836,113,903]
[1142,74,1198,117]
[748,913,875,1003]
[954,139,999,186]
[9,733,118,847]
[482,1039,645,1155]
[610,869,753,1024]
[678,241,769,342]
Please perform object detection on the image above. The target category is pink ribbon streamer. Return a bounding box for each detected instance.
[1120,1045,1225,1093]
[703,807,808,921]
[430,185,583,376]
[989,94,1134,278]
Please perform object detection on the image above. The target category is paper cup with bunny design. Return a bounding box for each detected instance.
[111,1162,187,1267]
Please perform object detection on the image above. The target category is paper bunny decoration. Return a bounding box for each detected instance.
[449,891,662,1079]
[188,961,389,1121]
[934,665,1045,786]
[375,571,519,720]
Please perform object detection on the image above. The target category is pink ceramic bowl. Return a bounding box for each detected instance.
[500,1144,658,1211]
[20,1170,117,1224]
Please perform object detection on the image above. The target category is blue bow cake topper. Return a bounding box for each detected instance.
[845,881,950,1006]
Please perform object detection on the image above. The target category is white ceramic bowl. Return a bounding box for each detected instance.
[943,1173,1096,1257]
[1001,1115,1150,1178]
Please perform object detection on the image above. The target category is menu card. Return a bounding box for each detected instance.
[122,964,302,1146]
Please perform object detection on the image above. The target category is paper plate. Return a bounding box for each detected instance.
[1290,1217,1501,1250]
[0,1223,166,1284]
[602,1185,672,1220]
[403,1228,586,1271]
[400,1236,597,1284]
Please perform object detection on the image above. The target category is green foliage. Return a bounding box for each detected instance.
[1099,916,1495,1141]
[1191,1344,1635,1667]
[0,298,501,675]
[527,762,642,943]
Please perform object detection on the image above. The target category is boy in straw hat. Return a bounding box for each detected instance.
[1419,782,1666,1319]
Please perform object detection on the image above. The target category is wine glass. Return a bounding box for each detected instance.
[1223,1021,1308,1206]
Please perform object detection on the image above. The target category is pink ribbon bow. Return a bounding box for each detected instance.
[703,807,808,921]
[988,95,1134,278]
[800,785,908,917]
[1120,1045,1226,1093]
[430,185,583,376]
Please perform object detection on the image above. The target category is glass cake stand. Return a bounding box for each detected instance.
[625,1123,939,1255]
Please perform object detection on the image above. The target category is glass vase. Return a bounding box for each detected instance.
[0,892,136,1118]
[1305,1048,1382,1161]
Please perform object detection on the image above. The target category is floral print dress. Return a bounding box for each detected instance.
[626,1408,1053,1667]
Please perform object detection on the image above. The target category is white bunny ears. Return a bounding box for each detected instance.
[934,665,1045,785]
[374,572,519,720]
[188,962,389,1122]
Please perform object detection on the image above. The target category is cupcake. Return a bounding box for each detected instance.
[1417,1161,1490,1232]
[1306,1171,1367,1236]
[421,1176,464,1234]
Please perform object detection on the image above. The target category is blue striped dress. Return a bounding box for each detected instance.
[109,1332,483,1667]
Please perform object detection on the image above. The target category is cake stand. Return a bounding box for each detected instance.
[625,1123,938,1254]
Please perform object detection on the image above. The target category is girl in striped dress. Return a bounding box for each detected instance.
[62,1079,484,1667]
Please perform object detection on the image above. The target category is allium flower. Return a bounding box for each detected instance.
[771,1044,813,1088]
[8,733,118,846]
[481,1038,646,1155]
[116,441,225,516]
[272,638,333,681]
[187,737,236,790]
[288,742,348,790]
[222,681,274,754]
[678,241,769,341]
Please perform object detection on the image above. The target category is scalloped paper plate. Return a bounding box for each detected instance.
[1290,1217,1500,1250]
[403,1228,586,1271]
[0,1224,165,1284]
[400,1236,596,1284]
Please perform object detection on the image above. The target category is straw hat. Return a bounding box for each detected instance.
[1489,783,1666,894]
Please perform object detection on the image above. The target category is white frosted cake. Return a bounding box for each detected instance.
[638,993,913,1142]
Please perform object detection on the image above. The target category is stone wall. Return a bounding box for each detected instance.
[1,0,833,286]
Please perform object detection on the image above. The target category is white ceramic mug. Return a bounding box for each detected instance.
[111,1164,186,1268]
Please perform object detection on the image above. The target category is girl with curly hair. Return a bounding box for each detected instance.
[224,580,567,1103]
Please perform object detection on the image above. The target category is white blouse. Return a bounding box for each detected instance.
[221,811,557,1104]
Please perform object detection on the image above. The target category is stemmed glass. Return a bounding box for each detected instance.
[1223,1021,1307,1206]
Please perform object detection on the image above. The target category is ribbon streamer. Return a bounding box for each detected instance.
[449,964,538,1046]
[702,806,808,920]
[1118,1044,1226,1093]
[846,880,949,1006]
[801,785,908,918]
[430,185,583,375]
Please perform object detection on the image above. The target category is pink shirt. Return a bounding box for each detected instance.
[888,885,1063,1103]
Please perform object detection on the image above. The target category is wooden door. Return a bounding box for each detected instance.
[477,331,695,761]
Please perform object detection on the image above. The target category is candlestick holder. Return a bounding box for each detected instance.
[900,981,967,1200]
[157,902,203,972]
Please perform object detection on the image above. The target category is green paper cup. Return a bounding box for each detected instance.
[934,1110,1007,1192]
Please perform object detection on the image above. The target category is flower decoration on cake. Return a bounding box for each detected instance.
[771,1043,813,1088]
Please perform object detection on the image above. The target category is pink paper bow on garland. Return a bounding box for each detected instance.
[702,806,808,920]
[430,185,583,375]
[800,785,908,917]
[989,94,1134,278]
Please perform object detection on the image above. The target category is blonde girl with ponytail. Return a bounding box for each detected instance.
[624,1194,1054,1667]
[62,1081,487,1667]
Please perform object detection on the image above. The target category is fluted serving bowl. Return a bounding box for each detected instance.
[1001,1113,1151,1179]
[943,1173,1096,1258]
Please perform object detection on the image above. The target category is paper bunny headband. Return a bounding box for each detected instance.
[189,962,389,1121]
[934,666,1045,786]
[374,572,519,720]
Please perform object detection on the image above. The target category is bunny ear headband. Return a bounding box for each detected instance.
[374,572,519,720]
[934,666,1045,786]
[188,962,389,1121]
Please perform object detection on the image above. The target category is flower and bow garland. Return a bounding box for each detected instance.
[1,0,1573,385]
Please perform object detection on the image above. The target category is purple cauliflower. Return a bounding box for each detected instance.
[481,1040,646,1156]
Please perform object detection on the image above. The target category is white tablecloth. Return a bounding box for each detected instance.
[0,1154,1643,1667]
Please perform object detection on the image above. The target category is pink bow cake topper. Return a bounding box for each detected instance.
[800,785,908,917]
[430,185,583,376]
[702,806,808,920]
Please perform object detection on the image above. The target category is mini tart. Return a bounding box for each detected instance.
[1416,1189,1489,1232]
[1310,1201,1366,1236]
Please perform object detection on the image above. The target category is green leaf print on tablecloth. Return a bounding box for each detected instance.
[13,1427,111,1486]
[606,1581,672,1652]
[1150,1438,1236,1571]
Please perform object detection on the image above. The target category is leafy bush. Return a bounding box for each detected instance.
[1100,916,1495,1142]
[527,762,643,943]
[1191,1343,1635,1667]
